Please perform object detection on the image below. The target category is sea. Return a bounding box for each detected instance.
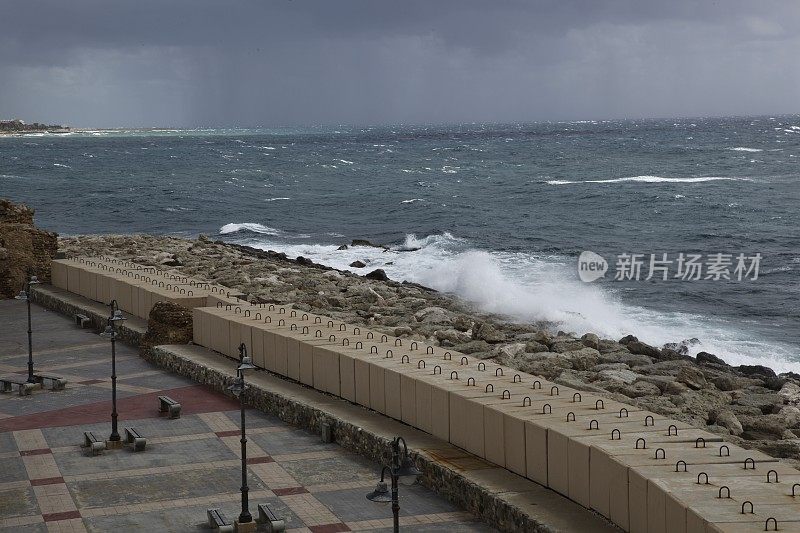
[1,117,798,372]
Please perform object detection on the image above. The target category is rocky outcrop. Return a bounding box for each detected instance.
[140,301,193,350]
[0,199,58,298]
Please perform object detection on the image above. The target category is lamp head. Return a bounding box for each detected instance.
[14,289,28,301]
[397,455,422,486]
[28,275,40,285]
[365,481,392,503]
[99,325,115,339]
[227,377,244,397]
[237,356,256,372]
[109,309,126,323]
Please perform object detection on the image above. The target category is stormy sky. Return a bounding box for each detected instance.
[1,0,799,127]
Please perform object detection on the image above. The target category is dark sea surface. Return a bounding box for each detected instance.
[1,117,798,371]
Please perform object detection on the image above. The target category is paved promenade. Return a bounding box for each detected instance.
[0,300,492,532]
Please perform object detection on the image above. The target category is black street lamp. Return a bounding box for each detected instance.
[100,300,126,443]
[366,436,422,532]
[15,275,40,384]
[227,343,256,526]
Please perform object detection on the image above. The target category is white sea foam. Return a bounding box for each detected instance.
[53,163,71,168]
[265,197,290,202]
[547,176,748,185]
[400,198,424,204]
[219,223,281,235]
[728,147,763,152]
[225,230,799,373]
[336,159,354,165]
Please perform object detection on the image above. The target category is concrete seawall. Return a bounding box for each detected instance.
[49,256,800,532]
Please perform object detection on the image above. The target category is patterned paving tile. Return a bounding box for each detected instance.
[0,485,40,519]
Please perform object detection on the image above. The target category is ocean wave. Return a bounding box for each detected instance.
[728,147,763,152]
[265,197,290,202]
[400,198,424,204]
[53,163,71,168]
[219,223,281,235]
[547,176,749,185]
[223,230,799,373]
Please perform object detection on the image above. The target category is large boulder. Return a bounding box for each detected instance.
[141,301,193,350]
[0,199,58,298]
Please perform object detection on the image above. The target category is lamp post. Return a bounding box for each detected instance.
[15,275,40,384]
[227,343,256,527]
[99,300,126,443]
[366,436,422,532]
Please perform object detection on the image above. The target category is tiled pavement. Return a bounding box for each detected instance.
[0,300,493,532]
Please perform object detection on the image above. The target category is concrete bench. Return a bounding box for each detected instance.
[158,395,181,419]
[0,377,36,396]
[124,427,146,452]
[206,508,234,532]
[83,431,105,456]
[35,374,67,391]
[257,504,285,532]
[74,313,91,328]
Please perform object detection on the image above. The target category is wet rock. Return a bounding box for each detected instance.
[365,269,389,281]
[581,333,600,350]
[618,335,638,345]
[676,366,707,390]
[763,376,788,392]
[349,260,366,268]
[472,322,506,343]
[696,351,728,366]
[626,340,662,358]
[737,364,777,378]
[351,239,384,248]
[296,256,314,266]
[663,338,700,356]
[337,244,348,250]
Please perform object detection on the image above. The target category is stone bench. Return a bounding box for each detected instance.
[0,377,36,396]
[206,508,234,532]
[257,503,285,532]
[35,374,67,391]
[83,431,105,456]
[74,313,91,328]
[158,395,181,419]
[124,427,146,452]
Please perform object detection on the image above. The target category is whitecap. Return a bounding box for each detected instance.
[53,163,71,168]
[264,197,290,202]
[400,198,424,204]
[219,223,281,235]
[547,176,749,185]
[728,147,763,152]
[336,159,354,165]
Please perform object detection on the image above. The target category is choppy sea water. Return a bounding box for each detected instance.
[1,118,798,371]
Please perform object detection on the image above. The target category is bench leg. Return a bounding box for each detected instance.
[169,405,181,419]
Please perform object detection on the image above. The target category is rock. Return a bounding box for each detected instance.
[394,326,413,337]
[414,307,453,324]
[626,340,662,358]
[618,380,661,398]
[592,362,630,372]
[779,382,800,405]
[732,391,780,414]
[780,406,800,427]
[451,340,491,355]
[598,369,639,385]
[337,244,348,250]
[141,301,193,350]
[524,341,549,353]
[451,315,473,332]
[365,269,389,281]
[763,376,788,391]
[550,340,586,353]
[580,333,600,350]
[711,375,741,391]
[351,239,385,248]
[714,410,744,436]
[696,351,728,366]
[562,347,600,371]
[493,343,527,360]
[737,364,777,378]
[739,414,789,438]
[598,352,653,368]
[618,335,638,345]
[349,260,366,268]
[676,366,707,390]
[0,199,58,298]
[435,329,472,345]
[663,338,700,356]
[472,322,506,343]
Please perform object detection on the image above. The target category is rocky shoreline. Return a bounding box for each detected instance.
[59,233,800,466]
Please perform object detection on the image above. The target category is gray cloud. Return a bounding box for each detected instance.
[1,0,798,127]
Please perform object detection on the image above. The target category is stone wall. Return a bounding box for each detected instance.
[0,199,57,298]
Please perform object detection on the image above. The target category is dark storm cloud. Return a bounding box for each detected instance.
[1,1,798,127]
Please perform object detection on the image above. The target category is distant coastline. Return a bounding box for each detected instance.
[0,119,70,135]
